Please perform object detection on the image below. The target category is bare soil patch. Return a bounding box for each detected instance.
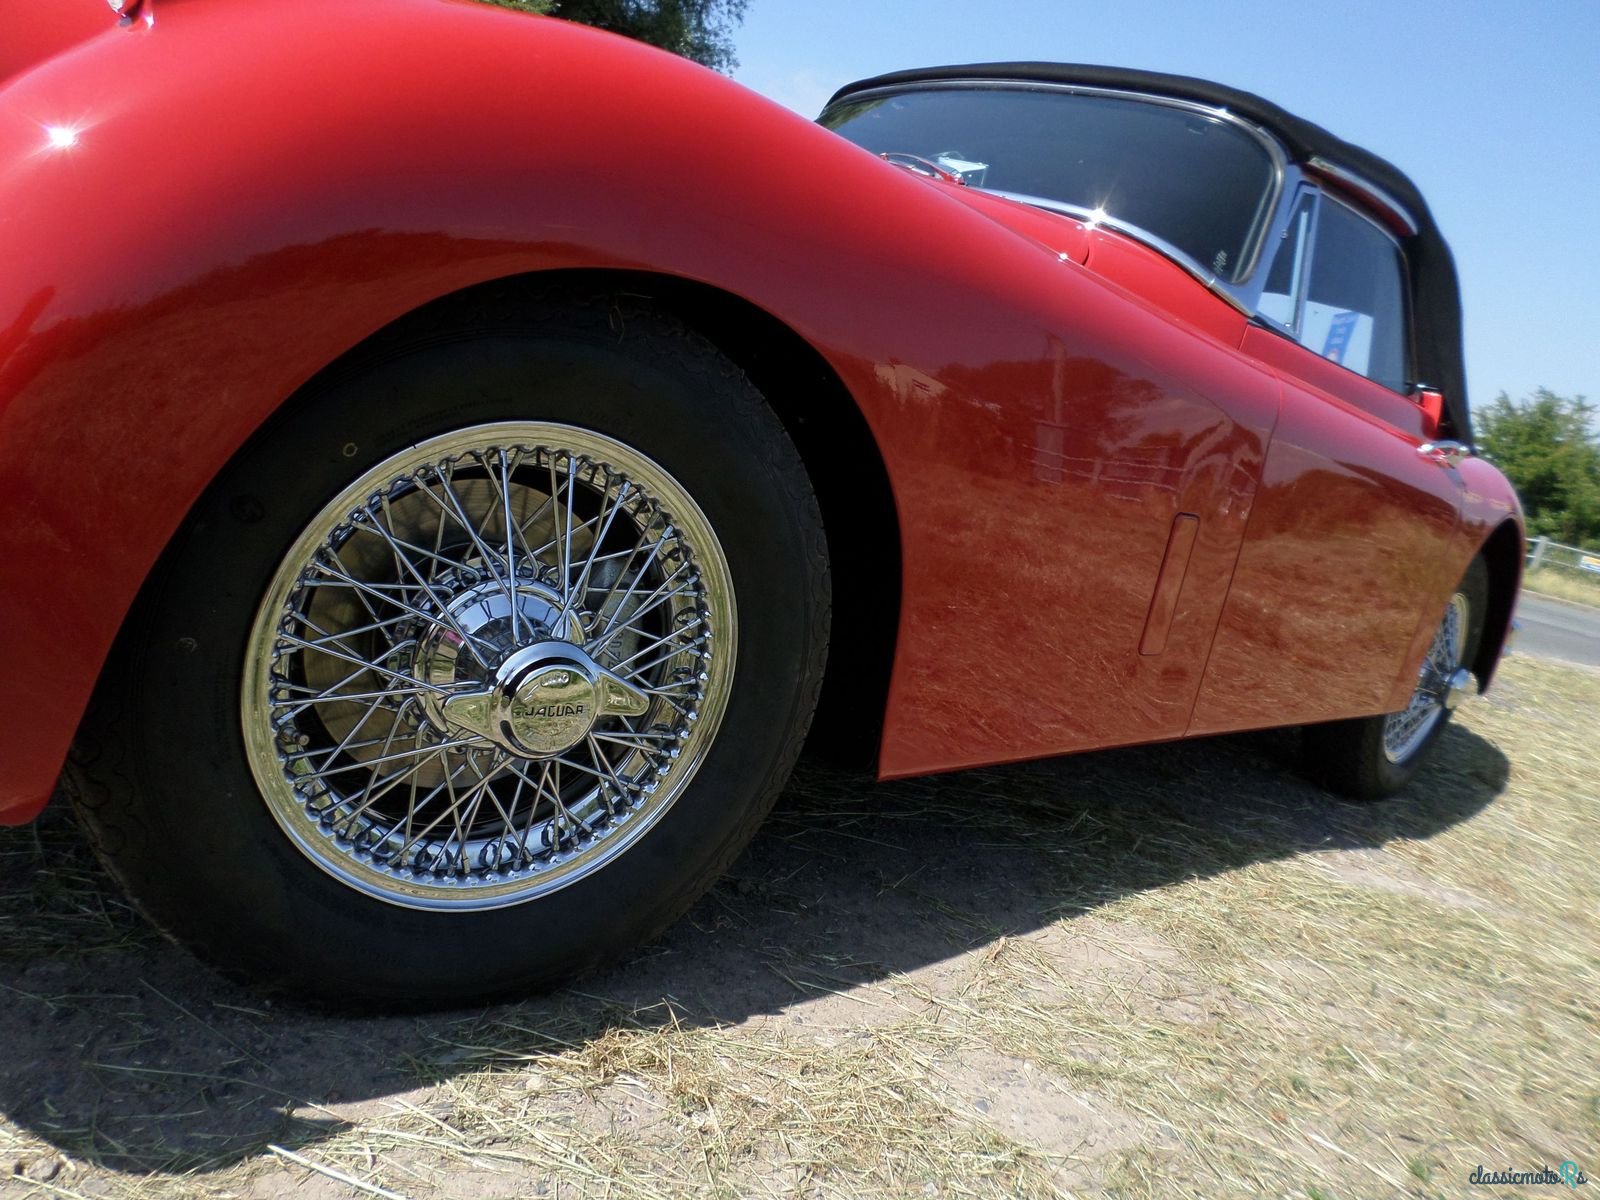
[2,655,1596,1198]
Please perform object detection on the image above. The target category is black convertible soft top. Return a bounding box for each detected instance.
[827,63,1470,442]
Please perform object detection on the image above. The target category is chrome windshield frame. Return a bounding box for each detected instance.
[825,79,1291,289]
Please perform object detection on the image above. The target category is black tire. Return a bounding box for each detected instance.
[1302,556,1488,802]
[63,294,830,1008]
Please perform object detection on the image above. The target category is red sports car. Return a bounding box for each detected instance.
[1,0,1522,1005]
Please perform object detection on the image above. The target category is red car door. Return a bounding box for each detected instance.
[874,230,1283,776]
[1191,190,1463,734]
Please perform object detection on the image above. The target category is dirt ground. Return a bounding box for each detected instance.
[2,653,1596,1199]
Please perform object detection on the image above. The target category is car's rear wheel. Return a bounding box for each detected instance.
[65,299,829,1006]
[1303,556,1487,801]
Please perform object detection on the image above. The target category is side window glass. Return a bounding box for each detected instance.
[1257,195,1314,330]
[1300,198,1410,391]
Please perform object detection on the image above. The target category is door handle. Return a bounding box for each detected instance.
[1417,440,1470,468]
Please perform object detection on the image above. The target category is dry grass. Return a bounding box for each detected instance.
[2,654,1597,1199]
[1523,566,1600,607]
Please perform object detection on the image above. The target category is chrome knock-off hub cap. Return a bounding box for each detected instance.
[410,577,582,741]
[438,639,650,759]
[242,423,737,911]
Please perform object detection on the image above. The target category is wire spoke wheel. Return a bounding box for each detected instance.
[242,422,737,910]
[1301,556,1486,803]
[68,304,827,1004]
[1381,590,1469,764]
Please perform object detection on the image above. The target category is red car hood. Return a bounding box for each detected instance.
[933,180,1244,344]
[3,0,122,85]
[937,184,1092,265]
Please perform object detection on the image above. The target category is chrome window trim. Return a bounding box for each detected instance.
[1305,156,1420,238]
[982,189,1253,316]
[826,80,1289,286]
[1290,191,1319,334]
[1249,184,1322,336]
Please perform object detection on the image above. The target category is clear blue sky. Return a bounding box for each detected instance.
[732,0,1600,410]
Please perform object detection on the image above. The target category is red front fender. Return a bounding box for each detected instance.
[2,0,891,819]
[1,0,1088,819]
[1,0,1346,821]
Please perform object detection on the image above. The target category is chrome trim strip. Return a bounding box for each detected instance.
[1305,156,1420,237]
[1289,191,1318,335]
[827,79,1288,286]
[984,189,1253,317]
[1418,440,1471,468]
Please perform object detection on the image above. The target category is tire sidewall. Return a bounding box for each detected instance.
[101,317,824,1002]
[1361,555,1491,796]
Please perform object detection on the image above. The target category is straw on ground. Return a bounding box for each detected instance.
[1,654,1595,1199]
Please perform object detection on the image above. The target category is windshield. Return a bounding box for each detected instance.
[820,86,1280,284]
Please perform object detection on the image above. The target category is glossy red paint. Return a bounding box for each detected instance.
[868,256,1282,777]
[1416,388,1446,441]
[1190,327,1461,733]
[0,0,115,85]
[939,185,1091,264]
[0,0,1523,822]
[1080,230,1248,348]
[1444,453,1524,689]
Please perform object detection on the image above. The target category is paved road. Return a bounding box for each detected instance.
[1514,592,1600,668]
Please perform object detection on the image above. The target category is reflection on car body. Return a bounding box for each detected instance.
[0,9,1522,1003]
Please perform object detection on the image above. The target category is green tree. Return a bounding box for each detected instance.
[1476,388,1600,548]
[477,0,748,72]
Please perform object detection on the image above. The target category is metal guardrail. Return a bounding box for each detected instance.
[1526,535,1600,576]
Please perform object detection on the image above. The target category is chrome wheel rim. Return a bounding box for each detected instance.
[1381,591,1469,764]
[242,422,736,911]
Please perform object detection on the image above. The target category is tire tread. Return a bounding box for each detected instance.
[63,295,832,1006]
